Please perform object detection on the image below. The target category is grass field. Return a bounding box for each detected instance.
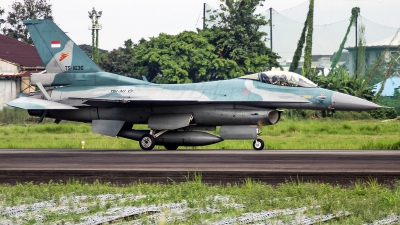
[0,178,399,224]
[1,116,399,150]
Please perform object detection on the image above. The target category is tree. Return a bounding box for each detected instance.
[311,66,374,101]
[0,7,5,28]
[303,0,314,75]
[290,0,314,73]
[355,24,366,79]
[330,7,360,71]
[78,44,108,59]
[375,88,400,116]
[131,32,239,83]
[99,39,138,77]
[2,0,52,44]
[201,0,279,75]
[289,16,308,72]
[100,33,240,84]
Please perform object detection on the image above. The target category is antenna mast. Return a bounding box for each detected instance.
[88,8,102,64]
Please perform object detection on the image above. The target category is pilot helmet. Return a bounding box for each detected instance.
[261,73,268,82]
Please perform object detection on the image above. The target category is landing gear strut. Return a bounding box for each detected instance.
[139,129,170,151]
[252,127,264,150]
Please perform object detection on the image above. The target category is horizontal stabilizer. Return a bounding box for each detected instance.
[7,97,77,110]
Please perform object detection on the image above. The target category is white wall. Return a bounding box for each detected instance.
[0,61,19,74]
[0,79,18,110]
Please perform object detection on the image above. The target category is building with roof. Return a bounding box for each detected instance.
[276,52,349,75]
[0,34,44,109]
[345,34,400,75]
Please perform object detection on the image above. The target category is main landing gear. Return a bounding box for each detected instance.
[139,130,179,151]
[139,127,264,151]
[139,134,155,151]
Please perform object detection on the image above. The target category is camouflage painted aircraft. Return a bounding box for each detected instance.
[7,20,382,150]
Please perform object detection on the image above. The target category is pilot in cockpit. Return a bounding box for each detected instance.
[279,75,288,86]
[271,75,279,85]
[261,73,271,84]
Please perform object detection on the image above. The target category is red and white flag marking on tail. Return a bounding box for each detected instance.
[51,40,61,48]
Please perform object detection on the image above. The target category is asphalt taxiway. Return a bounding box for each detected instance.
[0,149,399,185]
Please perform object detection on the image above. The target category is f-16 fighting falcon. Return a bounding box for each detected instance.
[7,20,382,150]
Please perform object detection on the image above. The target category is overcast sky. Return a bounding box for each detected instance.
[1,0,399,51]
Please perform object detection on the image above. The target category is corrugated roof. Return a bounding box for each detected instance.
[366,34,400,47]
[311,54,332,61]
[0,34,43,68]
[346,35,400,50]
[0,71,32,77]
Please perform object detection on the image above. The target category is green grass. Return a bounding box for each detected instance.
[0,178,399,224]
[1,107,400,149]
[0,107,33,124]
[1,118,400,149]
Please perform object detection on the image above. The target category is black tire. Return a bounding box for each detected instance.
[139,134,155,150]
[253,139,264,151]
[164,144,179,150]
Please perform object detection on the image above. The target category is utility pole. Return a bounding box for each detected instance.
[203,3,206,30]
[88,8,102,64]
[355,7,359,78]
[270,7,273,51]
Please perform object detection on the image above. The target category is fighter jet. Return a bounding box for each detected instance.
[7,20,382,150]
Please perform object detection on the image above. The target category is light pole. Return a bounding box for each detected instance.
[88,8,102,64]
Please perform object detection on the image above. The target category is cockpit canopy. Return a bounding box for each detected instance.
[239,71,317,88]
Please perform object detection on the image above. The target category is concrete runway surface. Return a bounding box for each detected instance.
[0,149,399,185]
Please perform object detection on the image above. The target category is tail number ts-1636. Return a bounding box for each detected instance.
[65,66,84,71]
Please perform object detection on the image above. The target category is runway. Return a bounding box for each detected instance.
[0,149,399,185]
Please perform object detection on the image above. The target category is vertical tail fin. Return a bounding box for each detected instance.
[23,20,101,73]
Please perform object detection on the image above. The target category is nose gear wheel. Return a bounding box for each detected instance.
[253,139,264,150]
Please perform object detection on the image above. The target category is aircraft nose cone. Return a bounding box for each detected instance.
[331,92,382,111]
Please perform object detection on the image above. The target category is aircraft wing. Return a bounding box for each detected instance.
[7,97,78,110]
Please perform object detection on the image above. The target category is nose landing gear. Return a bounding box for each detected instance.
[253,139,264,150]
[252,127,264,150]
